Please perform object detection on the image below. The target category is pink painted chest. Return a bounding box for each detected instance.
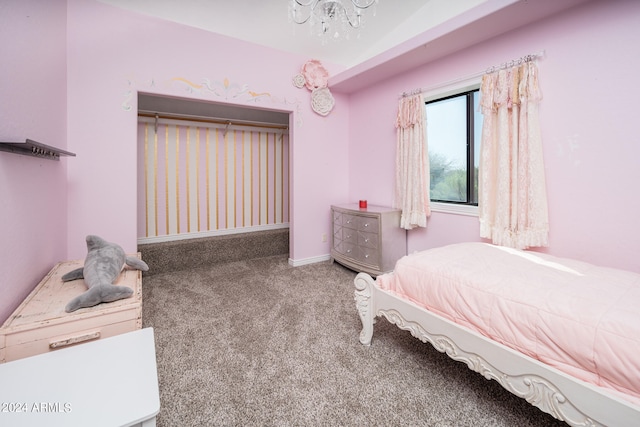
[0,255,143,363]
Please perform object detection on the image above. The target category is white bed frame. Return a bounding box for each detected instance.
[354,272,640,427]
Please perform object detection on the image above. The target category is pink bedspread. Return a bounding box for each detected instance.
[376,242,640,406]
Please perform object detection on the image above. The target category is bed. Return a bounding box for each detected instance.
[354,242,640,426]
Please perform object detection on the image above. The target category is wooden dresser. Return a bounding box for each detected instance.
[331,204,407,276]
[0,255,143,363]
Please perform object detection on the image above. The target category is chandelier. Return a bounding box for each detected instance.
[289,0,378,40]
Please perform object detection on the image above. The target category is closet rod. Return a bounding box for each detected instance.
[399,50,545,98]
[138,110,289,131]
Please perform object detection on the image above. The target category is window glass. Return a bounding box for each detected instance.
[426,89,482,205]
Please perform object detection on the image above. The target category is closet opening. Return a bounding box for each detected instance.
[136,93,291,268]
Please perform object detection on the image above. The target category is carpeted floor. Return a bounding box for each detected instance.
[142,255,566,426]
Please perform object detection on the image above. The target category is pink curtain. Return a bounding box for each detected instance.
[478,61,549,249]
[395,93,430,230]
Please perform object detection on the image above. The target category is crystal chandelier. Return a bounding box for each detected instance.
[289,0,378,40]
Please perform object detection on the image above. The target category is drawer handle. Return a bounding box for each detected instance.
[346,249,352,253]
[50,331,101,349]
[346,220,351,224]
[364,223,369,227]
[364,238,369,243]
[346,235,352,239]
[365,254,369,258]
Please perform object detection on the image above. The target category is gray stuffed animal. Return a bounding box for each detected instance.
[62,235,149,313]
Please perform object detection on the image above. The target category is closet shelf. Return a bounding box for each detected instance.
[0,139,76,161]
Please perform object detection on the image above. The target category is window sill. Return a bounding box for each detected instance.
[430,202,478,217]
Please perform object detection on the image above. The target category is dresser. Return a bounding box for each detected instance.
[331,204,407,276]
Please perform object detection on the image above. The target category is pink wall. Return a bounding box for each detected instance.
[0,1,69,322]
[65,0,350,262]
[2,0,638,325]
[347,0,640,272]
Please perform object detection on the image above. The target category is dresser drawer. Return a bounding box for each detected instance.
[355,245,380,267]
[342,213,379,233]
[358,230,378,249]
[355,216,379,233]
[332,222,356,250]
[334,240,380,268]
[341,227,358,245]
[332,239,352,256]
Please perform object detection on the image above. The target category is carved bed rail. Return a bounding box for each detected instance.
[354,272,640,427]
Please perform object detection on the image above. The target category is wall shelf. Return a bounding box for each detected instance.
[0,139,76,161]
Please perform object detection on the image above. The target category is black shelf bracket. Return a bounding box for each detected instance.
[0,139,76,161]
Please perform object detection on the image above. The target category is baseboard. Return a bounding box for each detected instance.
[288,254,332,267]
[137,223,289,245]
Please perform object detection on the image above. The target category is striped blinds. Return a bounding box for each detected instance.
[137,117,289,243]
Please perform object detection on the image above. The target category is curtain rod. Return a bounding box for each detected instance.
[399,50,545,98]
[138,110,289,131]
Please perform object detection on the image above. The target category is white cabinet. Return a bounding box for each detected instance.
[0,328,159,427]
[331,204,407,276]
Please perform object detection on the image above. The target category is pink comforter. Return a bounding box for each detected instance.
[376,243,640,405]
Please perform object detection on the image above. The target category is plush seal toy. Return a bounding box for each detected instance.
[62,235,149,313]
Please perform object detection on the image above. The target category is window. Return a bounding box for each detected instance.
[426,86,482,214]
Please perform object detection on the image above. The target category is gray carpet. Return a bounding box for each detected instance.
[142,255,566,426]
[138,229,289,275]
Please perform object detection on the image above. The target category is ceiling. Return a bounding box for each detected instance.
[97,0,486,69]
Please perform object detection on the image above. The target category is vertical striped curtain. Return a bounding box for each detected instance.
[137,117,289,242]
[395,93,431,230]
[478,61,549,249]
